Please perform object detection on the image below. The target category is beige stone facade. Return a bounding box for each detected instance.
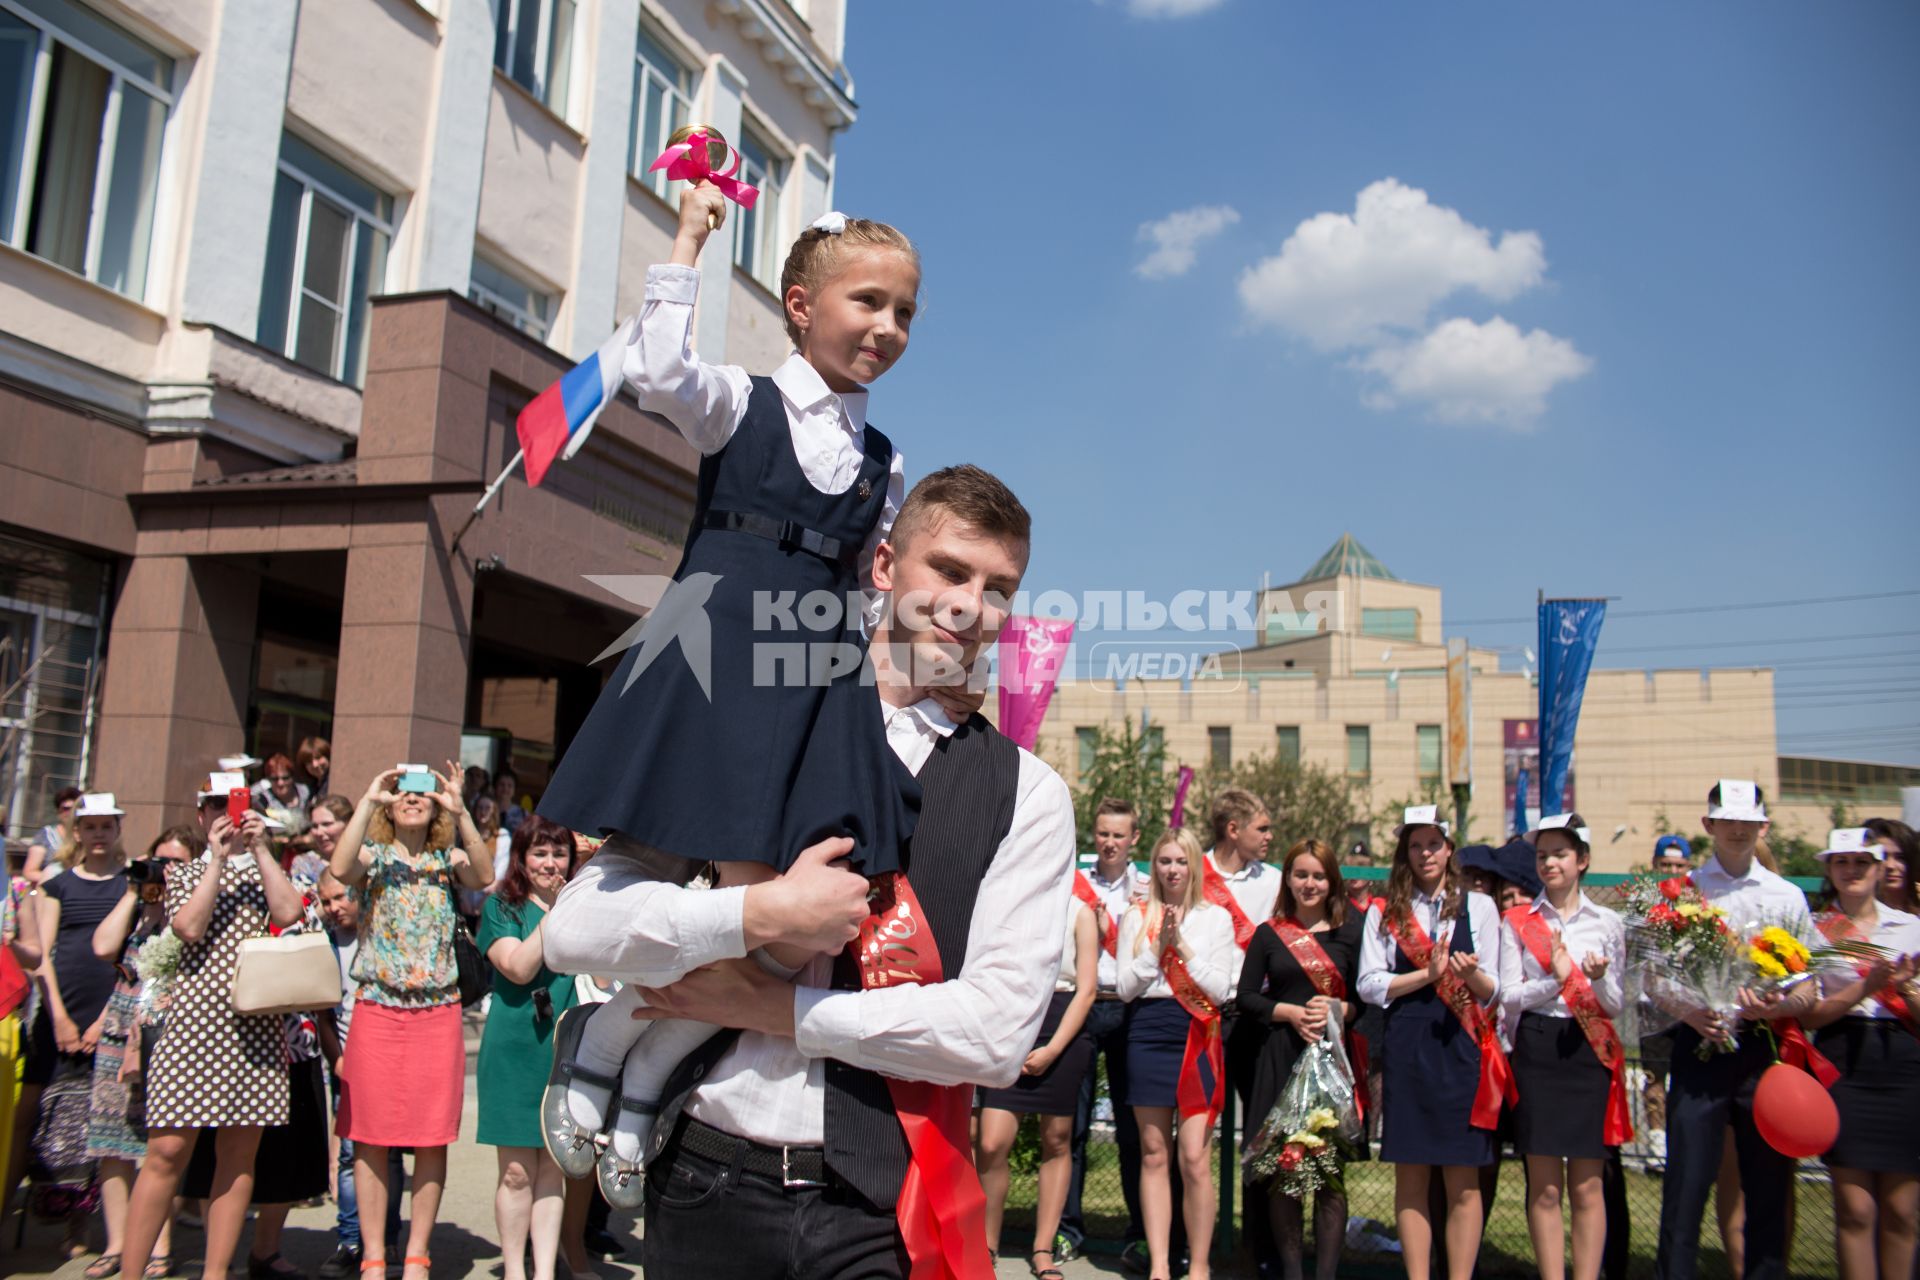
[1032,537,1792,873]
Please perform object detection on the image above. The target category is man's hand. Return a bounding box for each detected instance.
[634,958,796,1039]
[1735,985,1784,1022]
[743,837,868,954]
[1683,1007,1729,1041]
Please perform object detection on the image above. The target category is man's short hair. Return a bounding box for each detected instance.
[890,465,1031,554]
[1210,787,1266,847]
[1094,797,1138,829]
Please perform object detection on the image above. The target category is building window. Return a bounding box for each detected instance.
[1417,723,1442,788]
[469,253,553,343]
[1346,725,1370,780]
[629,24,692,200]
[257,133,393,386]
[1275,725,1300,764]
[491,0,575,115]
[1,0,172,300]
[1206,726,1231,771]
[731,125,783,289]
[1076,726,1098,778]
[1361,607,1418,640]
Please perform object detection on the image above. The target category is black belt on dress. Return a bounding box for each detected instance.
[702,510,855,566]
[676,1115,828,1187]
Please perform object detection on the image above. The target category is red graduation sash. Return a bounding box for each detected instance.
[1503,905,1632,1145]
[1272,917,1369,1121]
[1384,907,1517,1131]
[1815,909,1918,1040]
[1071,871,1119,957]
[851,874,994,1280]
[1160,942,1226,1127]
[1201,859,1257,950]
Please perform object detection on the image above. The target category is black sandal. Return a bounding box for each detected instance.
[84,1254,122,1280]
[1027,1250,1064,1280]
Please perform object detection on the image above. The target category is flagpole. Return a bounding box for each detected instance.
[448,447,524,556]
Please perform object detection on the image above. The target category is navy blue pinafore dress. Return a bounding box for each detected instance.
[537,376,917,876]
[1379,898,1493,1167]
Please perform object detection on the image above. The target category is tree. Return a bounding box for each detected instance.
[1066,720,1178,852]
[1187,751,1368,864]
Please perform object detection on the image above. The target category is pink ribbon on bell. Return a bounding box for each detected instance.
[648,129,760,210]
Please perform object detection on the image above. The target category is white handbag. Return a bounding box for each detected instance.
[232,932,343,1016]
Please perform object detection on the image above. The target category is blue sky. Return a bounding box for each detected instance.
[833,0,1920,766]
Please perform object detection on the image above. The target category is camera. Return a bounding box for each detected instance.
[127,858,165,885]
[531,988,554,1023]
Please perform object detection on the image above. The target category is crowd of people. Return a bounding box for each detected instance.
[5,755,1920,1280]
[2,755,628,1280]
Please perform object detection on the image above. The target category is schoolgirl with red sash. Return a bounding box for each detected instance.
[1356,807,1510,1280]
[1497,814,1627,1280]
[1802,826,1920,1240]
[1115,828,1236,1280]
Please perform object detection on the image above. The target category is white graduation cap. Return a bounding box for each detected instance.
[1707,779,1766,823]
[1396,804,1451,838]
[196,770,249,801]
[1818,828,1881,861]
[1534,812,1593,847]
[74,792,125,818]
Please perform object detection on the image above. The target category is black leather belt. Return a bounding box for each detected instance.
[677,1115,828,1188]
[702,510,854,566]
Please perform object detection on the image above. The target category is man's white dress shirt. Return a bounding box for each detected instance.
[544,696,1076,1146]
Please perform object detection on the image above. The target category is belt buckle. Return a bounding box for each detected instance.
[781,1145,824,1189]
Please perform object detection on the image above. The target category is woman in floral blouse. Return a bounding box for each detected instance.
[327,763,493,1280]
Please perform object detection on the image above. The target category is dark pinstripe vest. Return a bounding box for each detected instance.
[646,714,1021,1211]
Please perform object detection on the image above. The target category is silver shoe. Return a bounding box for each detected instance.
[541,1005,617,1179]
[594,1095,659,1211]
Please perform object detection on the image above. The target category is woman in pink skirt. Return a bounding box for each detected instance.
[328,764,494,1280]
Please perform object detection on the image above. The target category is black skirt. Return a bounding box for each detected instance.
[1511,1013,1611,1160]
[1380,988,1491,1168]
[1816,1018,1920,1173]
[978,991,1093,1116]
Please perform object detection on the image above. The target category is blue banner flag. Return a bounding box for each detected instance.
[1513,768,1530,838]
[1537,599,1607,817]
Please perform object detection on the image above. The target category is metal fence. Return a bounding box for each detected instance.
[996,870,1844,1278]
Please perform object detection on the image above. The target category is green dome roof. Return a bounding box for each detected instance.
[1303,533,1397,582]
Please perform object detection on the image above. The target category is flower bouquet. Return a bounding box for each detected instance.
[1626,876,1880,1059]
[133,925,183,1023]
[1245,1005,1363,1197]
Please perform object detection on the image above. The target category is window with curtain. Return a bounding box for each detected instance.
[491,0,575,115]
[629,24,693,200]
[1,0,171,300]
[256,133,393,387]
[1208,726,1231,771]
[468,253,553,343]
[731,125,784,289]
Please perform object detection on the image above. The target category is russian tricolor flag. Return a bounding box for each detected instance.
[514,317,636,488]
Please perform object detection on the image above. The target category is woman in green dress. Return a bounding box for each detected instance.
[477,816,579,1280]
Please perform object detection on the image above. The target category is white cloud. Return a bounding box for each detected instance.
[1356,316,1592,428]
[1237,178,1546,350]
[1134,204,1241,279]
[1126,0,1227,16]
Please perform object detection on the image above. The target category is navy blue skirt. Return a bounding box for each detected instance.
[537,380,917,876]
[1125,997,1194,1110]
[1381,991,1493,1167]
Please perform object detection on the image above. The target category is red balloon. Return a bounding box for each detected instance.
[1752,1062,1839,1158]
